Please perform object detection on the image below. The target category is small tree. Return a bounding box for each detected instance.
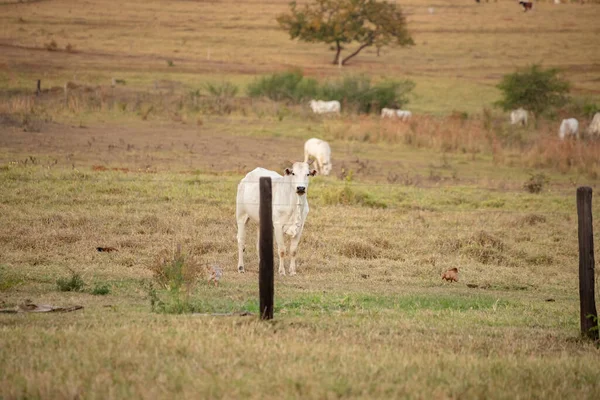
[277,0,414,66]
[495,64,570,117]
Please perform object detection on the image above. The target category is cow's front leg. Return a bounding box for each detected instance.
[288,226,304,276]
[273,224,287,275]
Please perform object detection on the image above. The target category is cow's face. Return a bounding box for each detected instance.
[322,162,332,176]
[284,162,317,196]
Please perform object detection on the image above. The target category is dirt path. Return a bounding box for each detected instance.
[0,119,397,180]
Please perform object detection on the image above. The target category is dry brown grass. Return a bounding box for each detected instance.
[2,0,600,397]
[324,113,600,177]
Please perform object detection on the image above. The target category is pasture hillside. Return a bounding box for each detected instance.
[0,0,599,113]
[1,0,600,398]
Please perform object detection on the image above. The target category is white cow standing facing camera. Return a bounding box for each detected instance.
[304,138,332,176]
[236,162,317,276]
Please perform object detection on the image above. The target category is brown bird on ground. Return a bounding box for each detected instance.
[442,267,459,282]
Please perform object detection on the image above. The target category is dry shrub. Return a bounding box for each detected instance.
[516,213,547,227]
[442,231,508,266]
[339,240,379,259]
[523,173,549,194]
[44,39,58,51]
[320,184,387,208]
[524,135,600,177]
[148,246,202,291]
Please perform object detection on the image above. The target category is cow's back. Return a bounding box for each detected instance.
[237,168,282,222]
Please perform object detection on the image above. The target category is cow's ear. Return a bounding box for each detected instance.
[310,169,317,177]
[284,168,293,176]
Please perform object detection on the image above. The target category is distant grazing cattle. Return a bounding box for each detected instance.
[236,162,317,276]
[304,138,332,176]
[559,118,580,140]
[586,113,600,139]
[510,108,528,126]
[381,108,412,122]
[381,108,397,118]
[442,268,459,282]
[519,1,533,11]
[309,100,341,115]
[396,110,412,122]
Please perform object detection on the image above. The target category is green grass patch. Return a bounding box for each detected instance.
[56,271,85,292]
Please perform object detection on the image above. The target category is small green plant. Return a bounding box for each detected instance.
[167,60,174,67]
[524,173,549,194]
[56,270,85,292]
[200,81,238,114]
[91,283,110,295]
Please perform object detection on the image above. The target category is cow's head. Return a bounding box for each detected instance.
[284,161,317,196]
[322,161,332,176]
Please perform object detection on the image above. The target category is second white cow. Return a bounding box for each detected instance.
[309,100,341,115]
[510,108,528,126]
[586,112,600,139]
[559,118,579,140]
[236,162,317,276]
[304,138,332,176]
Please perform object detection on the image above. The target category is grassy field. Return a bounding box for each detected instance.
[2,0,600,398]
[1,0,599,114]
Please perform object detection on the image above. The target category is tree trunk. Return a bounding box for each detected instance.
[332,41,342,65]
[341,42,372,65]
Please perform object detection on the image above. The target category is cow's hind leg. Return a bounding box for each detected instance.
[237,215,249,273]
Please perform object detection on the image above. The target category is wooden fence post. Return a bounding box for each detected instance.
[259,177,274,320]
[577,186,599,341]
[36,79,41,96]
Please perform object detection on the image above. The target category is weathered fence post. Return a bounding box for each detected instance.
[36,79,41,96]
[576,186,599,341]
[259,177,274,320]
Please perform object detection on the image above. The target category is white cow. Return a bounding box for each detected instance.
[309,100,341,115]
[559,118,579,140]
[510,108,528,126]
[381,108,397,118]
[586,112,600,139]
[396,110,412,122]
[304,138,332,176]
[236,162,317,276]
[381,108,412,122]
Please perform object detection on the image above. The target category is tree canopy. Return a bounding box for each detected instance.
[496,64,570,117]
[277,0,414,66]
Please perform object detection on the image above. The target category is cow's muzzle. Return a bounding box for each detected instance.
[296,186,306,195]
